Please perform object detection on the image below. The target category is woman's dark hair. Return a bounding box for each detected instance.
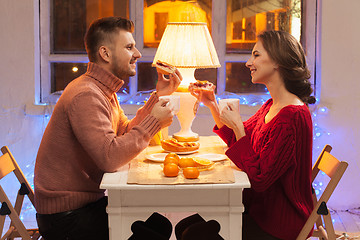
[258,30,316,104]
[84,17,134,62]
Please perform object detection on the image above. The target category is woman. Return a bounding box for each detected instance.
[189,30,315,239]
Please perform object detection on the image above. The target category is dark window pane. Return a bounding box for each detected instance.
[51,63,87,92]
[137,62,158,91]
[225,62,267,93]
[194,68,218,93]
[52,0,87,53]
[51,0,130,54]
[51,62,129,94]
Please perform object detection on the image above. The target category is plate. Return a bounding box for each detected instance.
[163,149,198,155]
[194,153,228,162]
[145,153,168,162]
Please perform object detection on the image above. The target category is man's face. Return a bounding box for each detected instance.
[108,30,141,80]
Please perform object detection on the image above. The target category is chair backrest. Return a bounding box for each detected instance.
[297,145,348,240]
[0,146,37,240]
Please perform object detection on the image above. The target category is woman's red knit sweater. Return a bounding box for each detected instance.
[214,99,314,240]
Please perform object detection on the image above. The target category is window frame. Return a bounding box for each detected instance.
[38,0,318,104]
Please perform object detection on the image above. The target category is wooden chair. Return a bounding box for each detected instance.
[0,146,41,240]
[297,145,348,240]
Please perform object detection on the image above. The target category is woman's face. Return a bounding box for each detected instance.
[246,40,278,85]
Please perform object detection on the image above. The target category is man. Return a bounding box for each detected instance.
[34,17,182,240]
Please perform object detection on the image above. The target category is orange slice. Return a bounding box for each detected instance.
[193,157,214,171]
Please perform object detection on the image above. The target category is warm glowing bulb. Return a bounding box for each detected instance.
[72,66,78,72]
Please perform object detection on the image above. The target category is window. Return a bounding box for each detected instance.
[40,0,130,102]
[40,0,317,105]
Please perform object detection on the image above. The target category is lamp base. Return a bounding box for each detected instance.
[172,91,199,142]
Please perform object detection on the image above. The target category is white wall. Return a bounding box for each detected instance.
[317,0,360,209]
[0,0,359,211]
[0,0,44,190]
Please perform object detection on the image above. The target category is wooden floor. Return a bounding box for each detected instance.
[4,208,360,239]
[328,209,360,239]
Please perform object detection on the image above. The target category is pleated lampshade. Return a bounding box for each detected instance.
[152,22,221,69]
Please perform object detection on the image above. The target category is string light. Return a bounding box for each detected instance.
[311,105,331,197]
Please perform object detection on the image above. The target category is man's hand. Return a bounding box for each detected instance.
[156,68,182,96]
[150,98,175,128]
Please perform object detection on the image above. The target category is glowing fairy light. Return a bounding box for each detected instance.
[319,107,327,113]
[72,66,79,72]
[311,105,331,198]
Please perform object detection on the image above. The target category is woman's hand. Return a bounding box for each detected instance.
[220,102,246,140]
[188,84,216,107]
[156,69,182,96]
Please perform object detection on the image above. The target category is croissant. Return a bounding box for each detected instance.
[161,138,200,153]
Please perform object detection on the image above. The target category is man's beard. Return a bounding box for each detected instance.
[111,56,136,80]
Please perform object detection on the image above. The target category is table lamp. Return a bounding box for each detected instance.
[152,22,220,142]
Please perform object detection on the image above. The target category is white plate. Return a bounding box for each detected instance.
[163,149,198,155]
[145,153,168,162]
[194,153,228,162]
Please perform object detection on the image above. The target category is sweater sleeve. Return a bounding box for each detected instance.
[67,91,160,172]
[213,100,269,147]
[226,120,297,192]
[126,92,159,131]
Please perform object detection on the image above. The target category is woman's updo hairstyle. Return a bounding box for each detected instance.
[258,30,316,104]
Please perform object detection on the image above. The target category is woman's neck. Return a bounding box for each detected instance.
[267,79,303,107]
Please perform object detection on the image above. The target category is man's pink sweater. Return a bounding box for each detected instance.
[214,99,314,239]
[34,62,161,214]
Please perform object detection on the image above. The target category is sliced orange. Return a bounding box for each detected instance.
[163,163,179,177]
[183,167,200,179]
[193,157,213,167]
[193,157,214,171]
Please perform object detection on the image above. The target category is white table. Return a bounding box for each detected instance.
[100,137,250,240]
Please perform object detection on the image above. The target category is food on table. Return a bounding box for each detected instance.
[155,60,176,74]
[183,167,200,179]
[193,157,215,171]
[178,157,214,171]
[172,134,199,142]
[164,153,180,165]
[193,157,214,167]
[178,157,196,168]
[163,163,179,177]
[162,153,214,178]
[161,138,200,153]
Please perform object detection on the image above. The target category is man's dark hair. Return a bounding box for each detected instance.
[84,17,134,62]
